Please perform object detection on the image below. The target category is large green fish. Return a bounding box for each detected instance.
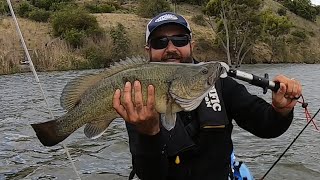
[31,57,226,146]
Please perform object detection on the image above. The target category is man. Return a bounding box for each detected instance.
[113,12,302,180]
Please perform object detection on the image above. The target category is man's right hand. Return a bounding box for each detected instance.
[113,81,160,135]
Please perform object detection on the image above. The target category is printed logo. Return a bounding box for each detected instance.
[155,14,178,23]
[204,86,221,111]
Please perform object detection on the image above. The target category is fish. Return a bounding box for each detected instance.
[31,56,227,146]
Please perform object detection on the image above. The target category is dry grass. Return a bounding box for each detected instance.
[0,16,103,74]
[0,17,50,74]
[0,17,81,74]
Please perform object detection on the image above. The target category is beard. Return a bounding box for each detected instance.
[160,51,193,63]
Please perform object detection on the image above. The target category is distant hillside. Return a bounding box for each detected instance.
[0,0,319,74]
[258,0,320,63]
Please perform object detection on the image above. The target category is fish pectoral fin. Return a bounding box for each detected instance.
[31,120,69,147]
[175,93,206,111]
[161,113,177,131]
[161,98,177,131]
[172,88,209,111]
[84,119,113,139]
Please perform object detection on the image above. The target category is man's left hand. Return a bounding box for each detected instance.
[272,75,302,116]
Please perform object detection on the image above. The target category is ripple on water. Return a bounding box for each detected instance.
[1,64,320,179]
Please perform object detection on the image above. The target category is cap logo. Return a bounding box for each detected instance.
[155,14,178,23]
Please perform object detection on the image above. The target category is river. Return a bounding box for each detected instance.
[0,64,319,180]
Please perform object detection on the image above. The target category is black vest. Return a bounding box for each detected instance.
[162,79,232,180]
[162,78,229,156]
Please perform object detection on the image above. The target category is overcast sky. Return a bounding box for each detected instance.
[311,0,320,5]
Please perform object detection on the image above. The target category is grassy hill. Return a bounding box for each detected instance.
[0,0,319,74]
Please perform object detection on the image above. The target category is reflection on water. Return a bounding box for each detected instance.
[0,64,319,180]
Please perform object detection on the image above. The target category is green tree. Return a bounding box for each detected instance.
[260,10,293,60]
[205,0,263,66]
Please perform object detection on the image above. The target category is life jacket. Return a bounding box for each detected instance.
[128,79,231,180]
[161,79,253,180]
[162,78,229,156]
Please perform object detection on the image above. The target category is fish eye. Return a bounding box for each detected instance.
[201,68,208,74]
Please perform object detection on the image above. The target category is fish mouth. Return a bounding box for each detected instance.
[207,72,216,86]
[207,65,225,85]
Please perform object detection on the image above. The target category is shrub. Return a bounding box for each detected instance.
[283,0,317,21]
[30,0,73,11]
[30,0,52,10]
[191,14,207,26]
[83,46,108,68]
[0,0,10,15]
[17,1,33,18]
[110,23,131,61]
[51,8,104,47]
[28,8,51,22]
[291,30,307,43]
[137,0,171,18]
[84,3,116,13]
[175,0,209,5]
[308,31,315,37]
[277,7,287,16]
[64,29,85,48]
[52,8,101,36]
[50,1,77,11]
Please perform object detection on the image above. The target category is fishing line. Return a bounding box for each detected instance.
[260,105,320,180]
[6,0,81,179]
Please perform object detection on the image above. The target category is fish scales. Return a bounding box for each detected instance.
[31,57,226,146]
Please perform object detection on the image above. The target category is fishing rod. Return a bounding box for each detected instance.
[6,0,81,179]
[225,66,320,179]
[227,68,280,94]
[260,107,320,180]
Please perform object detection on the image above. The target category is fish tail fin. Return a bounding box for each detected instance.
[31,120,70,147]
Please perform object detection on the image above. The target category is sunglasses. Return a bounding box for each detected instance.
[149,34,190,50]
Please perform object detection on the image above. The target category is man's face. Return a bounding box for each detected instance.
[146,24,194,63]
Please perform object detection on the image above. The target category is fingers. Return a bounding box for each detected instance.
[288,78,302,98]
[134,81,143,113]
[123,82,135,114]
[147,85,156,112]
[113,81,160,135]
[273,75,302,99]
[113,89,128,120]
[294,80,302,98]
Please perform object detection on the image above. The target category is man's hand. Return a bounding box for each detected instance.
[272,75,302,116]
[113,81,160,135]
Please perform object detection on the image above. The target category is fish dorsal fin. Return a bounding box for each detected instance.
[60,56,148,111]
[61,74,105,111]
[108,56,148,72]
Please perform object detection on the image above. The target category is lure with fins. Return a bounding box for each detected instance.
[31,56,227,146]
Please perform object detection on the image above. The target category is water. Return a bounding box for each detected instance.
[0,64,319,180]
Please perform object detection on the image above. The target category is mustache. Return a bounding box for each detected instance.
[162,52,181,61]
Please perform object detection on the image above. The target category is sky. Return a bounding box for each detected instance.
[311,0,320,5]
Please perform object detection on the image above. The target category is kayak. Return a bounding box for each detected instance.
[231,151,254,180]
